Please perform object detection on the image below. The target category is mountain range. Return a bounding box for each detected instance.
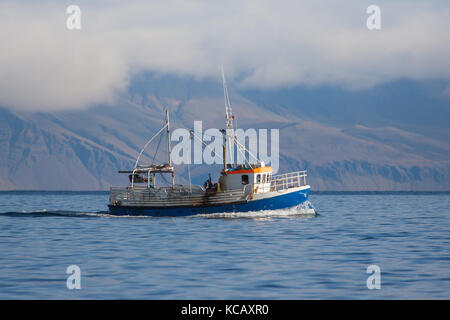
[1,73,449,191]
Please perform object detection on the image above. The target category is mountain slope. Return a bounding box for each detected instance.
[0,75,449,190]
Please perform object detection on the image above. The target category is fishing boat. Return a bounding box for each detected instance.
[108,72,313,216]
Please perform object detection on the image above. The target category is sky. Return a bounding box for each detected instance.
[0,0,449,111]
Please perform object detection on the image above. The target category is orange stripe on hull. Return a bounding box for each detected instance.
[225,167,273,175]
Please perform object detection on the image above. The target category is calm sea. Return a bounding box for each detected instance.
[0,191,449,299]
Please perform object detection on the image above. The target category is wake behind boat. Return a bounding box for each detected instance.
[108,72,313,217]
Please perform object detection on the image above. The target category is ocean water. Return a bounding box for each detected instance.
[0,191,449,299]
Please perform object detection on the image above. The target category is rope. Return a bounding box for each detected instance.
[200,130,259,168]
[134,123,168,169]
[190,131,224,161]
[150,129,164,166]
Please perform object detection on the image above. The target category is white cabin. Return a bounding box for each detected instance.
[218,163,273,194]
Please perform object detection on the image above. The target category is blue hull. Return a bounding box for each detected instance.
[108,187,310,216]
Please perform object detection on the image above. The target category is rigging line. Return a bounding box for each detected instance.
[221,66,234,166]
[210,132,252,169]
[221,66,232,118]
[227,133,259,163]
[190,131,224,161]
[134,123,168,169]
[150,129,164,167]
[188,130,193,193]
[187,162,192,193]
[199,130,257,167]
[235,143,254,169]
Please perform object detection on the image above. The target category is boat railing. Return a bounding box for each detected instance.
[270,170,308,192]
[110,185,203,200]
[111,184,204,192]
[109,184,252,206]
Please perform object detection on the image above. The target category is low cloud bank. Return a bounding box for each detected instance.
[0,0,449,111]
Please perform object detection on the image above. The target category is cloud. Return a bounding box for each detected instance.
[0,0,449,111]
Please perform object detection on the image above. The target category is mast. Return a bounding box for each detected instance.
[166,109,174,188]
[221,67,234,170]
[222,143,226,172]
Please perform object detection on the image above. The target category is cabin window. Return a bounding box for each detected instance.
[257,174,261,183]
[242,175,249,185]
[268,174,271,183]
[262,174,266,183]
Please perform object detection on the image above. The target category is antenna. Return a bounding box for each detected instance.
[166,109,175,188]
[221,66,234,168]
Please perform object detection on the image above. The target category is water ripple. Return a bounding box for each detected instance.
[0,192,449,299]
